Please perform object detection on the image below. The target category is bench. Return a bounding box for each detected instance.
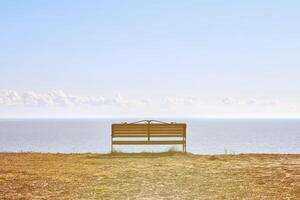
[111,120,187,152]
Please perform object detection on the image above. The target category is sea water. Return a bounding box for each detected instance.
[0,118,299,154]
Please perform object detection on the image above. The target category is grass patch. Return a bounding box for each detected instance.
[0,153,299,199]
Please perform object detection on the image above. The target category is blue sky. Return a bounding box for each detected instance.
[0,1,300,117]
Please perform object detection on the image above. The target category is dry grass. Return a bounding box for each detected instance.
[0,152,299,199]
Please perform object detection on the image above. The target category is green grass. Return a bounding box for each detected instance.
[0,152,299,199]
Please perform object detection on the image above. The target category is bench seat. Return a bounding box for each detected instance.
[112,140,185,145]
[111,120,187,152]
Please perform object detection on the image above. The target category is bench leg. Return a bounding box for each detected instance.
[111,137,113,153]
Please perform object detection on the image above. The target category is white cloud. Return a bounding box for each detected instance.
[0,90,149,108]
[0,90,287,108]
[222,97,235,106]
[0,90,205,108]
[221,97,278,107]
[0,90,21,105]
[0,90,299,117]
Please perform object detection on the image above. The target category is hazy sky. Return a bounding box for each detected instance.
[1,1,300,117]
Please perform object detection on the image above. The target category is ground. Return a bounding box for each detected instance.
[0,152,299,199]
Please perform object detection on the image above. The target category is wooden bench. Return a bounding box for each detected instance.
[111,120,187,152]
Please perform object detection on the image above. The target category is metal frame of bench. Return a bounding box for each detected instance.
[111,120,187,152]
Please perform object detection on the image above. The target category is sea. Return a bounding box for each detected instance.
[0,118,299,154]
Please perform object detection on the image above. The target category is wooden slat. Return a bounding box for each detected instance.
[113,130,185,133]
[112,140,185,145]
[113,125,147,128]
[113,129,147,132]
[149,129,184,131]
[113,131,148,134]
[149,125,186,128]
[113,134,183,138]
[113,131,184,135]
[149,134,184,137]
[114,129,148,131]
[113,123,186,126]
[149,123,186,125]
[113,134,148,136]
[149,131,184,134]
[112,135,148,138]
[113,124,185,130]
[149,130,184,132]
[150,128,185,132]
[112,124,147,126]
[149,124,185,126]
[113,125,184,128]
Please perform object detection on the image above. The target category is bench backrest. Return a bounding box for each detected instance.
[112,123,186,139]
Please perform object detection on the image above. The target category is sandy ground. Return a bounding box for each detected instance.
[0,152,299,200]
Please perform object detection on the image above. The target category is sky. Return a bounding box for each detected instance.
[0,0,300,117]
